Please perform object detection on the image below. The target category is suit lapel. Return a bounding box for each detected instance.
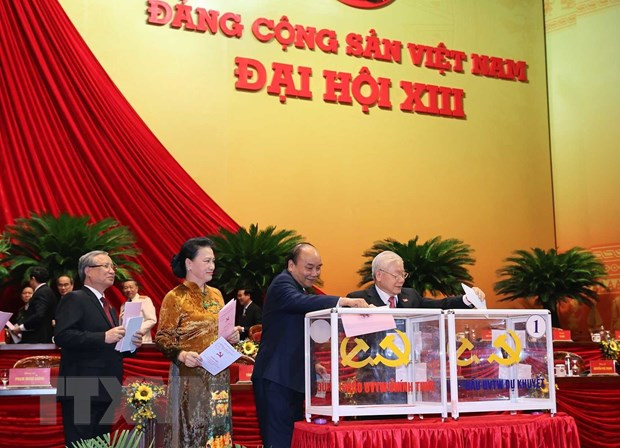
[82,287,114,328]
[367,286,384,307]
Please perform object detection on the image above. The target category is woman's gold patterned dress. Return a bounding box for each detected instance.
[155,281,232,448]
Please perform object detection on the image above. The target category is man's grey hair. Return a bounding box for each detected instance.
[78,250,109,281]
[371,251,403,278]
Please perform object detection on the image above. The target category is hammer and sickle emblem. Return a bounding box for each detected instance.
[340,337,372,368]
[487,330,522,366]
[456,337,479,366]
[340,330,410,368]
[373,330,410,367]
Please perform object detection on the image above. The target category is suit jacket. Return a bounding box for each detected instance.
[346,285,469,404]
[54,287,123,402]
[21,284,57,343]
[347,285,470,310]
[235,301,262,339]
[252,270,339,393]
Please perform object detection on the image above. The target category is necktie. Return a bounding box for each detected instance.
[388,296,396,308]
[100,296,115,326]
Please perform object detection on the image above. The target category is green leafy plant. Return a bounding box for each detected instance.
[209,224,304,302]
[0,233,10,281]
[494,247,607,328]
[69,429,146,448]
[358,236,475,296]
[2,212,141,286]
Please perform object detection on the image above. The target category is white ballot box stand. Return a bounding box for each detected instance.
[304,308,447,424]
[445,309,557,419]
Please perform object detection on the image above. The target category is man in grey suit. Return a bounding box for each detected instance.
[55,250,144,445]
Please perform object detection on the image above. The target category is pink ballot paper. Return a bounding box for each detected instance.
[218,299,236,338]
[341,308,396,337]
[0,311,13,330]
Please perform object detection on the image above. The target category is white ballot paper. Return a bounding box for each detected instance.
[218,299,236,338]
[115,316,143,353]
[200,336,241,375]
[0,311,13,330]
[121,301,142,325]
[5,321,22,343]
[461,283,487,310]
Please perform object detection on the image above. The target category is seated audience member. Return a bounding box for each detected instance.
[15,286,34,325]
[11,266,57,343]
[234,288,262,339]
[5,286,33,343]
[56,274,74,298]
[119,279,157,343]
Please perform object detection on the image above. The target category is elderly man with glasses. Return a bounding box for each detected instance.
[347,250,485,309]
[55,250,144,446]
[346,251,486,406]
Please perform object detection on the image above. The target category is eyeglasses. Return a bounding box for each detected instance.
[379,269,409,280]
[88,263,116,270]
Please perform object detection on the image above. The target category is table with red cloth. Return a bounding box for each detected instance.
[1,342,619,448]
[0,344,262,448]
[292,413,579,448]
[555,375,620,448]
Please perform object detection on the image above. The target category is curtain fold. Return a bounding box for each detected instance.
[0,0,238,311]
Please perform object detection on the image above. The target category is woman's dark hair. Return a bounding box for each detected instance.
[171,237,214,278]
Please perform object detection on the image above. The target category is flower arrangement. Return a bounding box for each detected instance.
[124,380,166,432]
[599,339,619,360]
[235,339,259,358]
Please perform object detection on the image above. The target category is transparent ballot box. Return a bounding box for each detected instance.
[446,309,557,419]
[304,308,447,423]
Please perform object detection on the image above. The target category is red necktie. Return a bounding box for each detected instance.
[388,296,396,308]
[100,296,115,326]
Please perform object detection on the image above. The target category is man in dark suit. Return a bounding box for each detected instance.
[347,250,486,404]
[347,251,485,309]
[234,288,262,339]
[55,250,144,445]
[252,243,369,448]
[13,266,57,343]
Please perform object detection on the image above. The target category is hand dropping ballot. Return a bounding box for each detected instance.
[461,283,488,318]
[461,283,486,309]
[200,336,241,375]
[115,301,143,353]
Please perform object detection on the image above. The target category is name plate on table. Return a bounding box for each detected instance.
[552,329,572,341]
[8,368,51,387]
[480,329,492,341]
[590,360,617,376]
[238,365,253,382]
[615,330,620,340]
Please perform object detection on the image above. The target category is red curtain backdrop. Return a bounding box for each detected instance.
[0,0,238,311]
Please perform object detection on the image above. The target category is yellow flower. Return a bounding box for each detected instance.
[134,385,153,402]
[243,340,257,356]
[610,341,618,351]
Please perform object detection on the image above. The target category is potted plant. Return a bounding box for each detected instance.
[209,224,304,303]
[357,236,475,296]
[1,212,141,287]
[0,233,10,282]
[494,247,607,328]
